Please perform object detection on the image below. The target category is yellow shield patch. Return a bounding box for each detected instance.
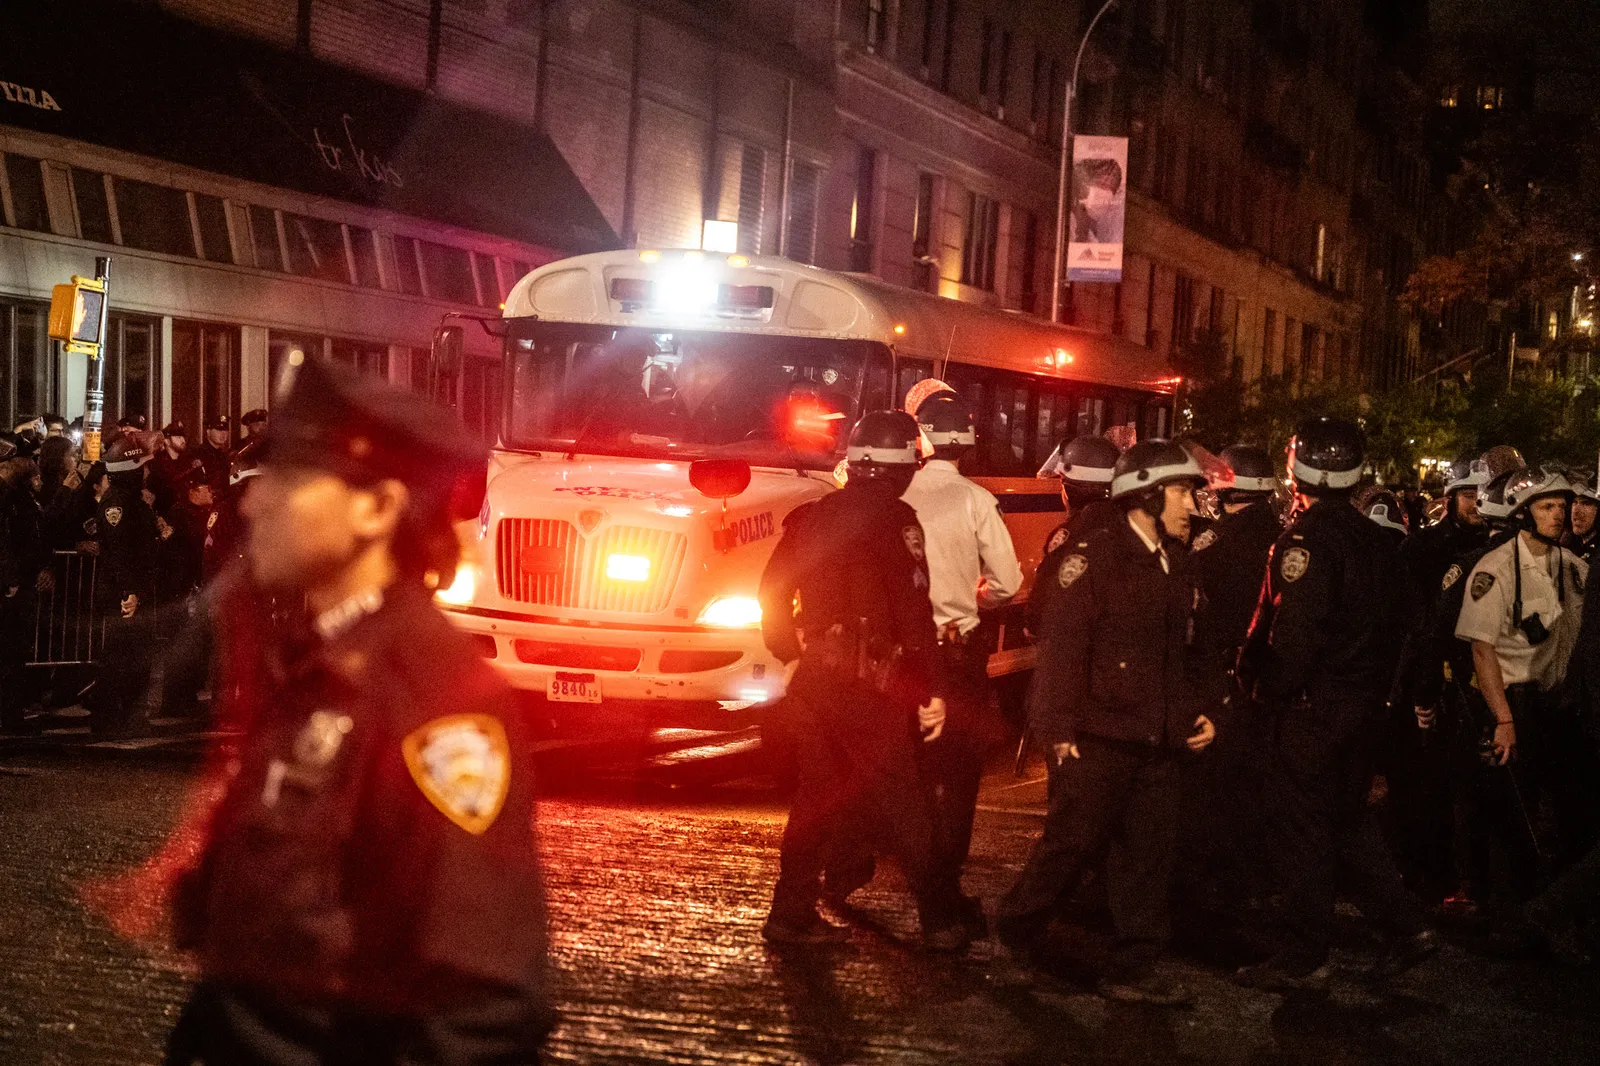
[402,714,510,835]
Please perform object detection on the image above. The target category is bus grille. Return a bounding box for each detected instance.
[496,519,688,614]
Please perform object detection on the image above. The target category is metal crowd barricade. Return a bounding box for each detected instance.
[28,551,109,667]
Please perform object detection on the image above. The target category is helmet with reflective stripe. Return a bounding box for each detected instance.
[1573,472,1599,504]
[1504,465,1575,516]
[230,438,266,487]
[1110,439,1206,501]
[1364,490,1408,534]
[915,394,976,449]
[1287,416,1364,492]
[1217,444,1276,494]
[1444,458,1490,496]
[1477,466,1523,523]
[1038,434,1120,487]
[846,410,920,483]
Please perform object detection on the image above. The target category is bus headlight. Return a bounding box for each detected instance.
[698,596,762,628]
[435,564,477,607]
[606,554,652,582]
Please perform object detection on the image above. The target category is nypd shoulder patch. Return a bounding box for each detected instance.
[1470,572,1496,601]
[402,714,510,835]
[1044,527,1068,555]
[1058,554,1088,589]
[1191,527,1217,552]
[1280,546,1311,583]
[902,525,925,562]
[1441,563,1462,592]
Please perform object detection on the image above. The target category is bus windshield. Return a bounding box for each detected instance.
[504,320,883,469]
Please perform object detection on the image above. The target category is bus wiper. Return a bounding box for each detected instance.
[564,406,602,461]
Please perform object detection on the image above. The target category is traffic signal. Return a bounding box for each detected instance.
[48,276,107,354]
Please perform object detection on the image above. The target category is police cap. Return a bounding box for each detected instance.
[162,421,189,439]
[208,414,230,432]
[266,356,486,516]
[241,408,269,428]
[1288,416,1364,491]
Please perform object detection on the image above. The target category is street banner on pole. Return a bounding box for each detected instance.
[1067,135,1127,283]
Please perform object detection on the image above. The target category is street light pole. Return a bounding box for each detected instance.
[1051,0,1120,324]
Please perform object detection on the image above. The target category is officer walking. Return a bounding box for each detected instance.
[165,357,552,1064]
[995,440,1217,1004]
[1028,435,1121,634]
[900,392,1022,930]
[758,410,967,951]
[1455,466,1596,881]
[1235,417,1435,992]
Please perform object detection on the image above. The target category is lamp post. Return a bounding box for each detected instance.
[1050,0,1120,324]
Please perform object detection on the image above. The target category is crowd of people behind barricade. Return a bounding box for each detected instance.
[0,408,268,733]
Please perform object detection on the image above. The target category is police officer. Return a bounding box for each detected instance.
[897,393,1022,930]
[149,422,198,515]
[1364,491,1409,546]
[238,408,269,445]
[194,415,233,489]
[995,440,1216,1004]
[1455,466,1597,881]
[1235,417,1434,992]
[203,440,263,583]
[1565,476,1598,562]
[86,436,163,736]
[1028,435,1121,635]
[758,410,966,951]
[1177,444,1281,941]
[165,357,552,1064]
[164,465,216,599]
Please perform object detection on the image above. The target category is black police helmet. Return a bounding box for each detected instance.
[1040,434,1121,490]
[846,410,920,485]
[1217,444,1275,495]
[916,394,976,454]
[1287,416,1364,494]
[1110,439,1205,515]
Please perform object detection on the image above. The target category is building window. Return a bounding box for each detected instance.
[268,331,323,396]
[920,0,938,75]
[849,147,877,273]
[783,161,820,265]
[105,314,157,428]
[995,30,1012,117]
[114,179,196,258]
[940,0,959,92]
[194,194,233,263]
[1439,85,1459,108]
[978,20,995,104]
[284,213,352,284]
[170,320,240,436]
[866,0,885,53]
[1477,85,1503,110]
[418,240,476,304]
[1172,271,1196,348]
[473,252,500,306]
[1262,307,1279,374]
[737,146,766,255]
[71,168,114,244]
[393,237,423,296]
[332,337,390,379]
[4,155,50,233]
[349,226,382,288]
[0,299,52,426]
[960,192,999,292]
[1020,211,1038,313]
[1030,49,1049,133]
[249,206,283,272]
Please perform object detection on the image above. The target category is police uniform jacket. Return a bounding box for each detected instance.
[1244,496,1405,701]
[165,498,214,595]
[1191,499,1280,656]
[177,584,553,1057]
[1030,516,1208,751]
[148,449,197,515]
[194,441,231,489]
[1564,529,1598,564]
[759,480,941,706]
[1411,533,1509,710]
[83,485,158,608]
[1027,497,1120,635]
[1399,515,1489,619]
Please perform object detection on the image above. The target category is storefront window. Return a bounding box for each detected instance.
[171,320,240,434]
[0,301,54,425]
[105,315,156,427]
[268,331,324,398]
[331,338,388,378]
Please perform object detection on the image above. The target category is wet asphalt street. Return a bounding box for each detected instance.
[2,742,1599,1066]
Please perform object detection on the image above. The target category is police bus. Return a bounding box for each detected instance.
[432,249,1178,729]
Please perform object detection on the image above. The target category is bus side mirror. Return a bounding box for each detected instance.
[430,325,464,403]
[689,459,750,500]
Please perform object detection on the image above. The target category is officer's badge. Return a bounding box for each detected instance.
[294,710,354,770]
[1058,554,1088,588]
[902,525,925,562]
[402,714,510,835]
[1191,527,1217,552]
[207,511,219,530]
[1470,572,1495,601]
[1280,546,1310,583]
[1044,527,1068,555]
[104,506,123,528]
[1442,564,1462,592]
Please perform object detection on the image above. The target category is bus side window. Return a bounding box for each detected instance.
[1078,395,1105,436]
[895,357,933,407]
[863,343,895,410]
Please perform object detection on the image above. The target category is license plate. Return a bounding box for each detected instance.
[548,672,601,703]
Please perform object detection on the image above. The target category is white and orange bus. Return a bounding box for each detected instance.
[431,249,1177,729]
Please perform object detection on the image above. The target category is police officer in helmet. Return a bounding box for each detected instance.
[166,357,552,1064]
[758,410,967,951]
[1565,475,1599,562]
[1028,435,1121,635]
[1236,417,1434,991]
[995,440,1217,1004]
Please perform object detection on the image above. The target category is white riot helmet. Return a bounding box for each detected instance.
[1504,466,1575,517]
[1443,458,1491,496]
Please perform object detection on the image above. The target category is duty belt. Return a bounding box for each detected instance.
[804,622,903,693]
